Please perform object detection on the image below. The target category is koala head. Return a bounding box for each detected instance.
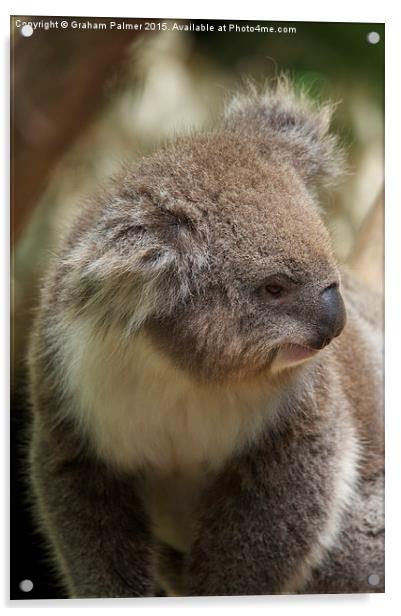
[65,79,346,385]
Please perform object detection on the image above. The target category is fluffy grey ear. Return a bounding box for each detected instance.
[66,224,176,333]
[224,77,346,191]
[65,192,209,333]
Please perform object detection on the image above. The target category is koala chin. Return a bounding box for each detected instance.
[28,77,384,598]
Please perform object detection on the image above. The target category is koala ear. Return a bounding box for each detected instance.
[79,220,176,283]
[70,192,207,332]
[224,76,346,192]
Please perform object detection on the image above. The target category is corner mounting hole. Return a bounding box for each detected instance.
[368,573,380,586]
[19,579,34,592]
[21,24,34,37]
[367,31,380,44]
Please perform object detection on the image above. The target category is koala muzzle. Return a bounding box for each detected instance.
[310,283,347,349]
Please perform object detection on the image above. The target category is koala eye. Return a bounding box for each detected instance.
[264,284,284,297]
[256,275,295,301]
[256,277,292,300]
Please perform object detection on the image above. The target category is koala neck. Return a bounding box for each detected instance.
[61,315,308,474]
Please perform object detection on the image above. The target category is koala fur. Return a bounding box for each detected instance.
[27,79,384,597]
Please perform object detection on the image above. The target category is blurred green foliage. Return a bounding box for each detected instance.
[191,21,384,106]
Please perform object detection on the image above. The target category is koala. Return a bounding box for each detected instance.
[27,79,384,598]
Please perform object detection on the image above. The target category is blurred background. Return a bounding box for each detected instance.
[11,16,384,599]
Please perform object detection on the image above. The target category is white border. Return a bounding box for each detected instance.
[2,1,393,21]
[3,1,401,614]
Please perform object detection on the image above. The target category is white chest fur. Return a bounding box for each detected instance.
[60,317,280,550]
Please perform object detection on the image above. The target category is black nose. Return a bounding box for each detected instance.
[311,284,347,349]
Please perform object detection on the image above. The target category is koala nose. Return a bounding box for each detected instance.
[311,284,347,350]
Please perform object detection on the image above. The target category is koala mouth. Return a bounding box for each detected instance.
[272,343,319,371]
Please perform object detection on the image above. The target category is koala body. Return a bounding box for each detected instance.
[28,81,384,597]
